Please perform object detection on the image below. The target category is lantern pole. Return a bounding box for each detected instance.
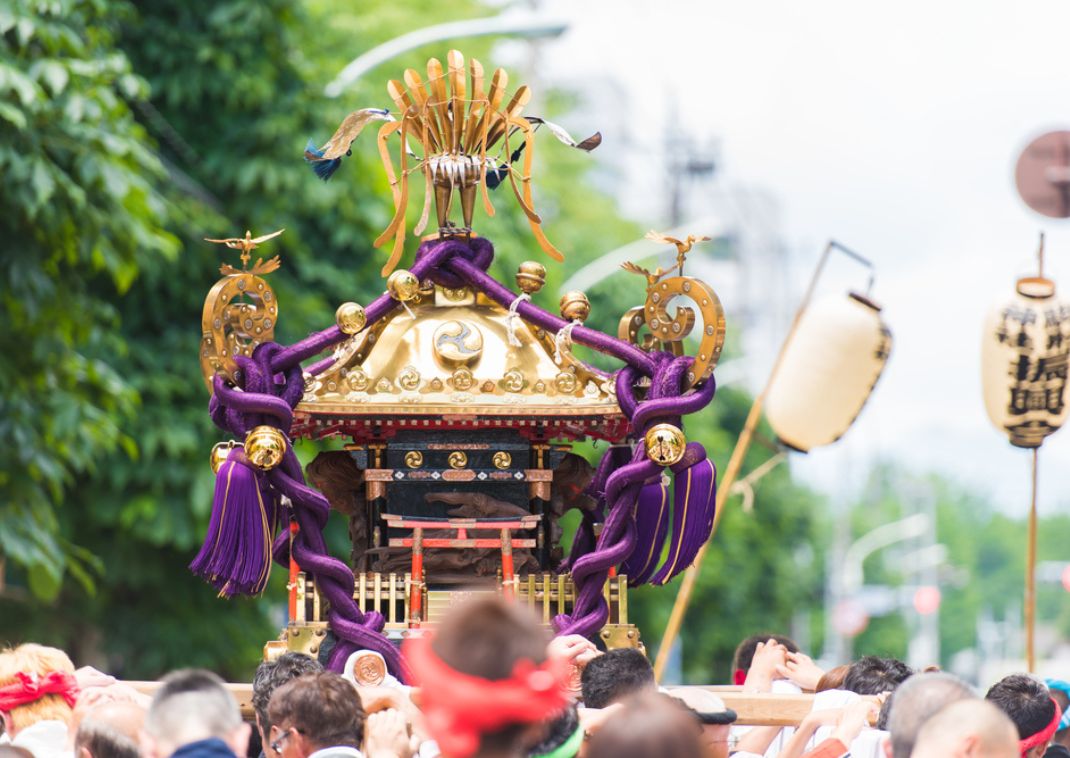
[1026,448,1038,671]
[653,240,874,681]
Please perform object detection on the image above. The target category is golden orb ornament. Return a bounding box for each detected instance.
[335,302,367,335]
[516,261,547,294]
[644,423,687,466]
[387,270,420,302]
[210,441,238,474]
[492,451,512,469]
[244,425,288,471]
[559,290,591,322]
[448,451,468,469]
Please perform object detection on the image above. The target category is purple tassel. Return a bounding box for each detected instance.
[621,477,670,583]
[190,449,280,597]
[649,444,717,585]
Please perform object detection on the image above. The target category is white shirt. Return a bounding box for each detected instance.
[10,719,73,758]
[308,747,363,758]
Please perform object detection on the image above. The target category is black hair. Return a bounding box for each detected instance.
[527,706,580,757]
[843,656,914,696]
[730,634,800,674]
[252,652,324,735]
[580,648,655,709]
[985,674,1055,740]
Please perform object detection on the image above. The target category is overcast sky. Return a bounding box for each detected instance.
[528,0,1070,515]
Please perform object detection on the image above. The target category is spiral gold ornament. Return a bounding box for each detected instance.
[644,423,687,466]
[244,426,288,471]
[335,302,367,334]
[387,270,420,302]
[210,441,238,474]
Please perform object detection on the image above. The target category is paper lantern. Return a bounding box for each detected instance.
[765,293,892,452]
[981,276,1070,448]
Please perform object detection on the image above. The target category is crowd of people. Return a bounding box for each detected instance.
[1,596,1069,758]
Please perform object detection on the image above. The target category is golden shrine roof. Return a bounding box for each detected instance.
[293,285,625,437]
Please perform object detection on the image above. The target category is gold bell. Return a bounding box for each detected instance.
[559,290,591,322]
[387,270,420,302]
[210,441,238,474]
[644,423,687,466]
[516,261,547,294]
[335,302,367,335]
[244,425,288,471]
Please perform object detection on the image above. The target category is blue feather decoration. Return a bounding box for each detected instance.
[303,139,342,181]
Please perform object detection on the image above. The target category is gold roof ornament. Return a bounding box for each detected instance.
[294,284,625,439]
[306,50,601,276]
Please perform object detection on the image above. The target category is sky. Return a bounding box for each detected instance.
[517,0,1070,517]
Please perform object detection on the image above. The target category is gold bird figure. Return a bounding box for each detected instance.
[644,230,712,274]
[205,229,284,274]
[620,260,670,288]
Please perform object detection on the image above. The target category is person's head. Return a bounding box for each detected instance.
[585,693,703,758]
[75,701,145,758]
[580,649,655,709]
[406,595,566,758]
[816,664,850,693]
[0,643,78,736]
[667,688,736,758]
[143,669,250,758]
[843,656,913,696]
[266,672,364,758]
[986,674,1060,758]
[730,634,799,684]
[252,653,324,757]
[882,671,975,758]
[910,699,1018,758]
[527,706,581,758]
[1045,679,1070,748]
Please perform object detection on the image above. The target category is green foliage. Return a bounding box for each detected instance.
[0,0,176,600]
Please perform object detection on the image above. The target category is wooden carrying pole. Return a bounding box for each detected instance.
[1026,448,1038,671]
[653,241,873,682]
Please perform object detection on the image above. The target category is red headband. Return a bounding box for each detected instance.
[0,671,79,712]
[403,635,569,758]
[1020,697,1063,756]
[732,669,747,686]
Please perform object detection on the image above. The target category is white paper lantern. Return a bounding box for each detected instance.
[981,276,1070,448]
[765,293,892,452]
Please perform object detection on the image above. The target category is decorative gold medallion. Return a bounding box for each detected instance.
[492,451,512,469]
[555,371,578,393]
[448,451,468,469]
[501,369,525,392]
[346,370,369,391]
[433,320,484,368]
[244,425,288,471]
[398,365,421,390]
[404,451,424,469]
[451,367,475,391]
[335,302,367,334]
[644,423,686,466]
